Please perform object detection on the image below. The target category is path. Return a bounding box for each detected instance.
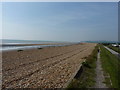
[95,48,107,88]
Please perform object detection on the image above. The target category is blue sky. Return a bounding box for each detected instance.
[2,2,118,42]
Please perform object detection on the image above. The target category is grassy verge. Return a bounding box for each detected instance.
[67,45,98,88]
[100,45,120,88]
[107,45,120,53]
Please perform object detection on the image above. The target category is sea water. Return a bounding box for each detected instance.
[1,39,75,51]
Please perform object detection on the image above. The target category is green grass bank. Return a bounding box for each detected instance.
[100,45,120,88]
[67,45,98,88]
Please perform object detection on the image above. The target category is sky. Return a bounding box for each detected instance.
[1,2,118,42]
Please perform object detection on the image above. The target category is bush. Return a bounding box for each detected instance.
[17,50,23,52]
[38,48,42,49]
[82,62,91,68]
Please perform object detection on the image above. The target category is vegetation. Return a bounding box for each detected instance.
[67,45,98,88]
[100,45,120,88]
[17,49,23,52]
[38,48,43,49]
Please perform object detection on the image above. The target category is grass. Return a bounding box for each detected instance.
[67,45,98,88]
[100,45,120,88]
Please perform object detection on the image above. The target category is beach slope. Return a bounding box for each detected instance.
[2,43,96,88]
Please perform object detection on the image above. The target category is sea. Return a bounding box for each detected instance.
[0,39,77,51]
